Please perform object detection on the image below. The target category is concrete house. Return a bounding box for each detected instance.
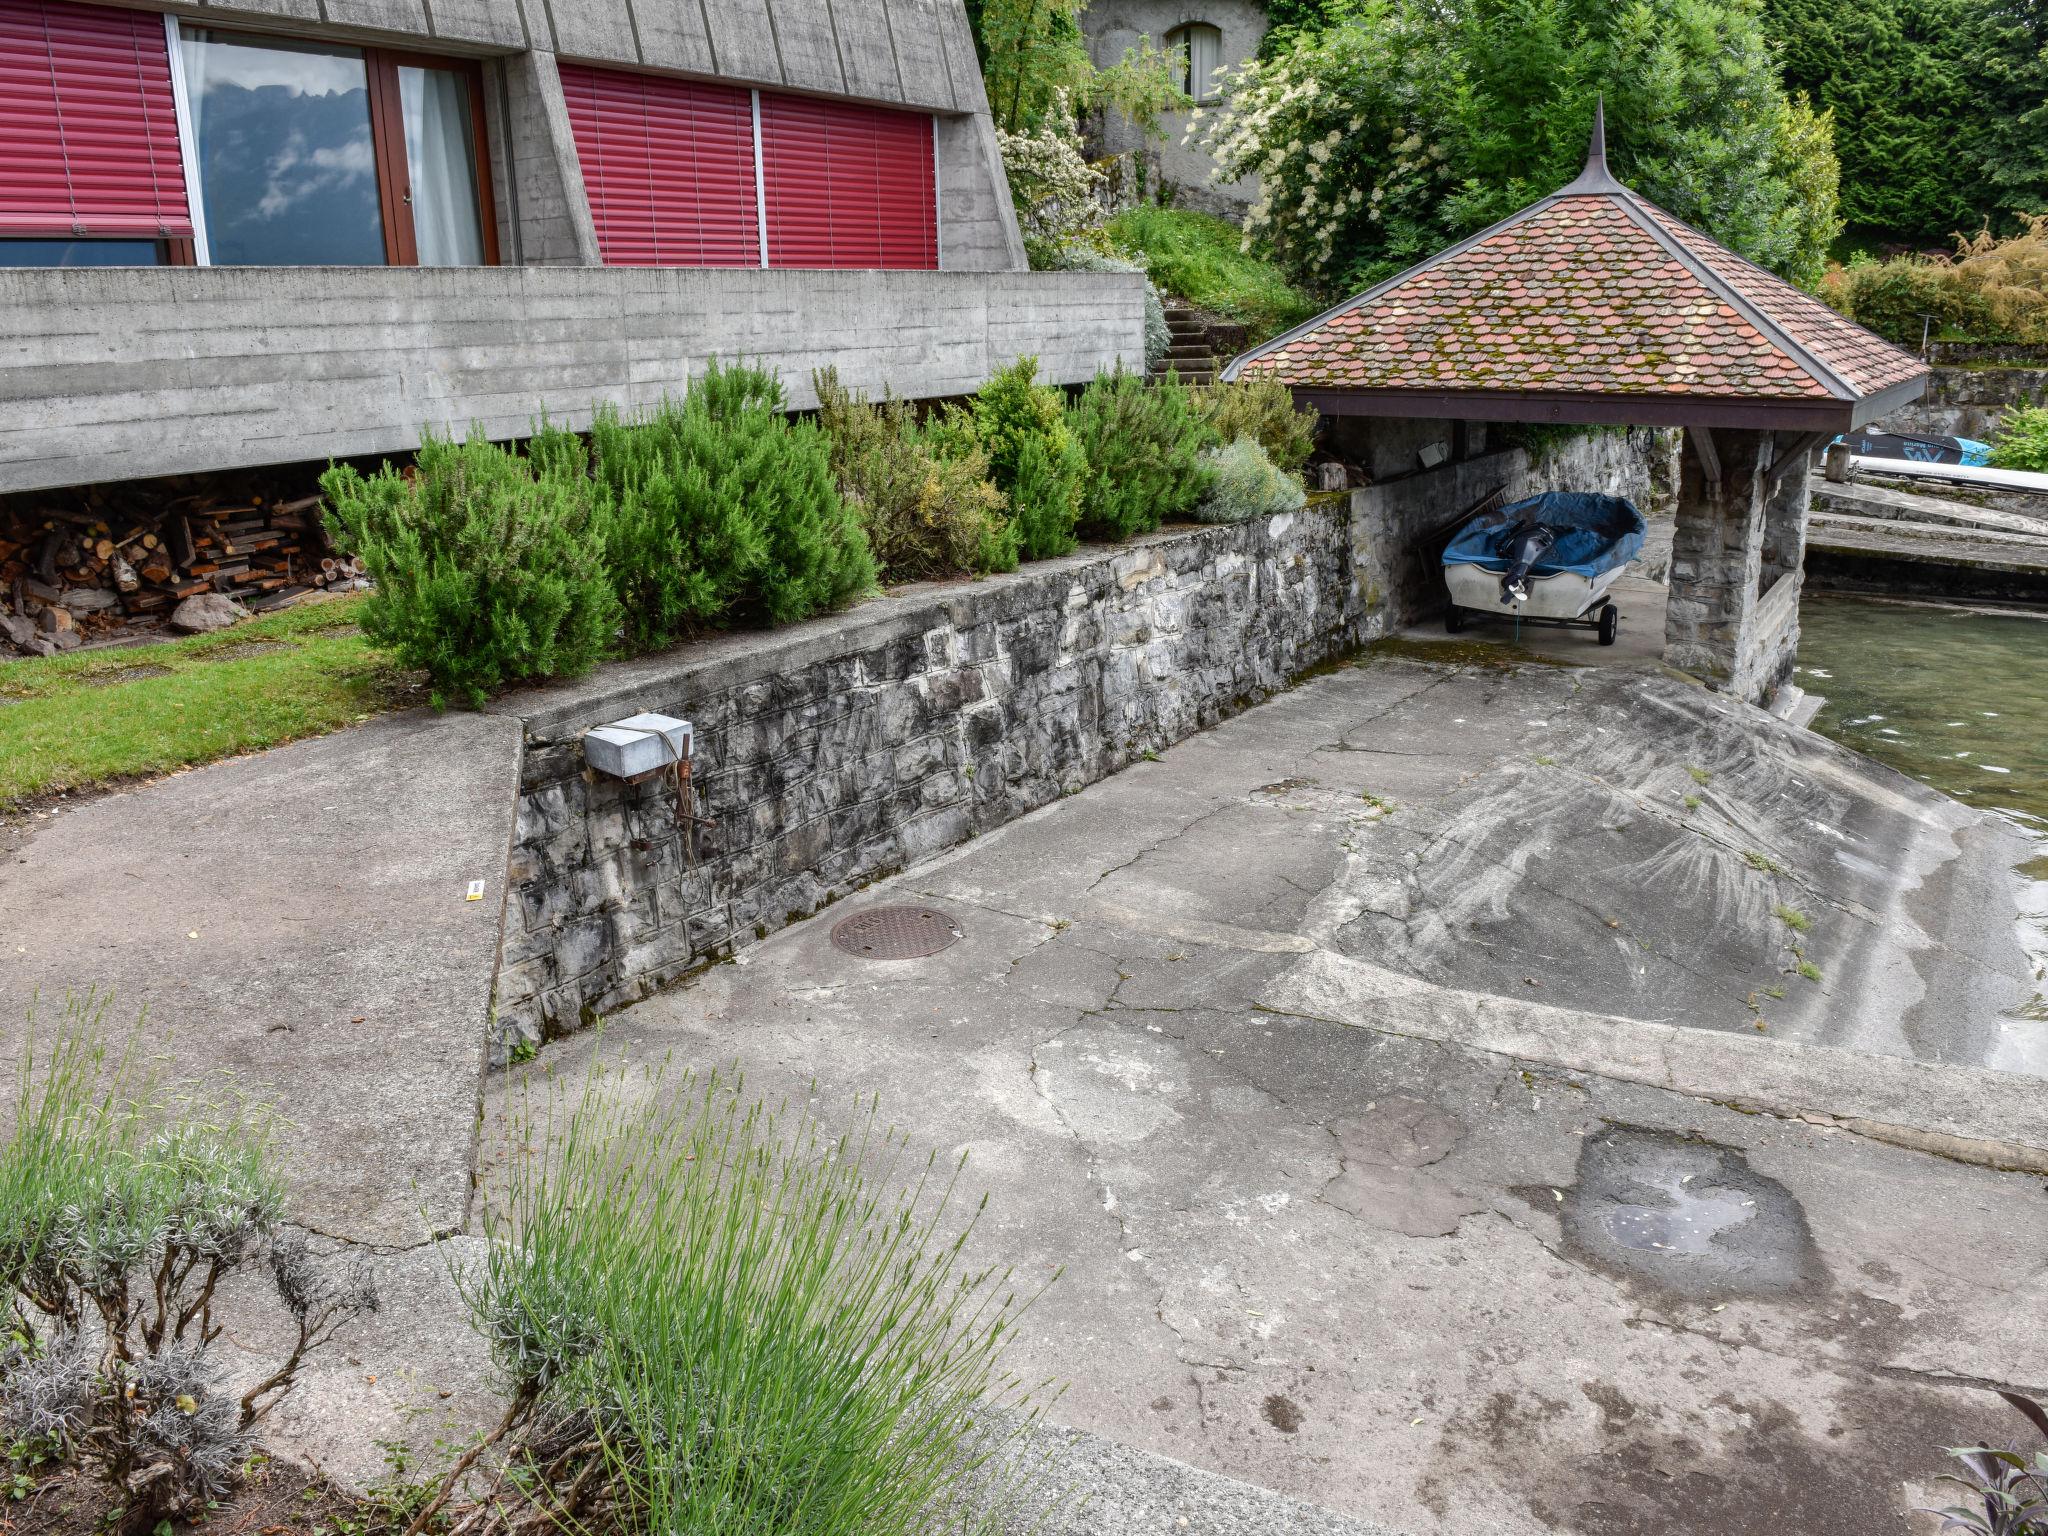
[1082,0,1266,214]
[0,0,1144,494]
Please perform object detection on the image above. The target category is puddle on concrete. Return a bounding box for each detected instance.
[1560,1126,1821,1298]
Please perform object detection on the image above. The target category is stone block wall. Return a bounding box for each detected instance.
[490,503,1358,1060]
[1873,364,2047,442]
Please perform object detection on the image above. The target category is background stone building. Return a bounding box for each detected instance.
[1081,0,1267,215]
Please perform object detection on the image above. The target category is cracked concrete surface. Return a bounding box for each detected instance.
[484,652,2048,1534]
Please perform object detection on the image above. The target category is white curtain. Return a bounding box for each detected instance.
[1184,24,1222,103]
[399,66,485,266]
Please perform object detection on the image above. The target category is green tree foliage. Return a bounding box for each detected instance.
[971,0,1184,132]
[970,358,1086,559]
[1200,0,1841,293]
[1069,369,1218,540]
[323,429,620,708]
[1765,0,2048,246]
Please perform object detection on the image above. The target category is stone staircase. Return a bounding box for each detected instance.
[1152,304,1219,385]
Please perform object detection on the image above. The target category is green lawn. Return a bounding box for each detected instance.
[0,597,412,809]
[1105,206,1321,342]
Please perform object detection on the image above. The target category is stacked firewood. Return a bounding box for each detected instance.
[2,481,360,656]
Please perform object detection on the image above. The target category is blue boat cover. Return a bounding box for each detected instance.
[1441,491,1646,578]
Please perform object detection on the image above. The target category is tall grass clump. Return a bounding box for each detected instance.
[431,1058,1057,1536]
[1068,369,1216,540]
[1194,375,1321,477]
[0,994,376,1535]
[1102,207,1318,342]
[591,362,875,650]
[322,428,620,708]
[814,369,1013,581]
[969,358,1086,562]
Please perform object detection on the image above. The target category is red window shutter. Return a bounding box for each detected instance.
[560,62,759,268]
[0,0,191,237]
[759,94,936,270]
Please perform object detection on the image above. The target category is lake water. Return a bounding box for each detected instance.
[1796,594,2048,1023]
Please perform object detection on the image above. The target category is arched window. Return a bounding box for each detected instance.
[1164,22,1224,104]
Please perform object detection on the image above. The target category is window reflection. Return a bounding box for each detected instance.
[180,30,387,266]
[0,240,165,267]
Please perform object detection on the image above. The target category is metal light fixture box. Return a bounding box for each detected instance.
[583,712,693,779]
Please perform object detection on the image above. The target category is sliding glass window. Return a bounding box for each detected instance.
[177,28,495,267]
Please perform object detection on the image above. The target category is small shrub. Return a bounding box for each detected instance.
[1069,369,1217,540]
[1820,256,2002,346]
[1193,438,1307,523]
[971,358,1085,561]
[590,362,875,648]
[426,1058,1057,1536]
[322,429,619,708]
[0,996,375,1536]
[815,369,1010,581]
[1920,1390,2048,1536]
[1193,375,1320,476]
[1989,404,2048,473]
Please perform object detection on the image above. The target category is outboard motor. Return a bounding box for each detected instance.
[1495,518,1557,605]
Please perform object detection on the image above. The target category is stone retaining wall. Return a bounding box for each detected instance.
[489,503,1358,1060]
[1874,363,2046,442]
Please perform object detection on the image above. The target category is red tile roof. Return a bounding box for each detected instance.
[1226,150,1924,415]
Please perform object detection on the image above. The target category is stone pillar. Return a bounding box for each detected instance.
[1663,426,1771,698]
[1748,448,1812,699]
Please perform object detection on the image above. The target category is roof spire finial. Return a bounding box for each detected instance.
[1559,93,1623,195]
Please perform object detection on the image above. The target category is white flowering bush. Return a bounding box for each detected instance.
[998,97,1107,252]
[1191,0,1841,295]
[1189,11,1453,293]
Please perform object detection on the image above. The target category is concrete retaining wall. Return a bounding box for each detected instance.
[489,504,1358,1060]
[0,266,1144,493]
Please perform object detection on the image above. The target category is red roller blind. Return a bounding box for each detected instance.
[0,0,191,237]
[560,62,759,268]
[758,94,936,270]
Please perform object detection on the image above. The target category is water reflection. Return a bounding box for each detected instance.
[1799,594,2048,1022]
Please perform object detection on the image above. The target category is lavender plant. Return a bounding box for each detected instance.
[0,994,376,1534]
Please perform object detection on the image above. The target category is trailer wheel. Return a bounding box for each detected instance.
[1445,604,1466,634]
[1597,603,1619,646]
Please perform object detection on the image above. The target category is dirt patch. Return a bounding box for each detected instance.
[81,663,175,687]
[1262,1393,1305,1434]
[193,639,291,661]
[4,1453,382,1535]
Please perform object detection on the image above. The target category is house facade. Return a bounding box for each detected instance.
[0,0,1144,493]
[1082,0,1266,215]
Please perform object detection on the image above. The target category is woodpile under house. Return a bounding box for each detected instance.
[1,477,361,658]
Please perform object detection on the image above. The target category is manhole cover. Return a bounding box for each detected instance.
[830,905,961,960]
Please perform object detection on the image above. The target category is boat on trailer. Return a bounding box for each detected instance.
[1441,490,1647,645]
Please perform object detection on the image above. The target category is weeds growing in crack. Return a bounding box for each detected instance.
[431,1054,1064,1536]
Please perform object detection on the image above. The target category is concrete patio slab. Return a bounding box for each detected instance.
[484,651,2048,1534]
[1,710,522,1245]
